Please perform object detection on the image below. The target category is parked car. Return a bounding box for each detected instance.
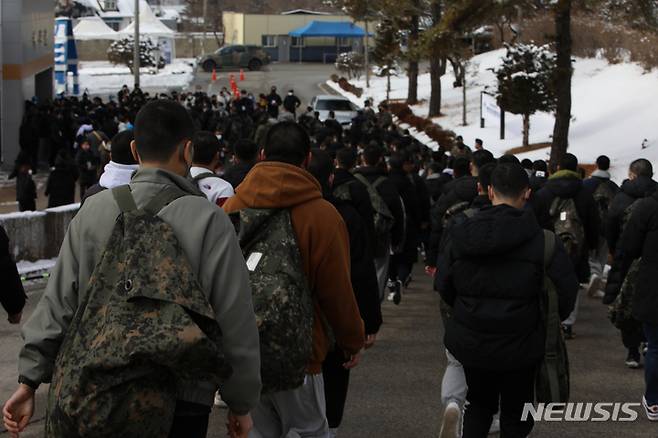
[310,95,359,126]
[199,45,271,72]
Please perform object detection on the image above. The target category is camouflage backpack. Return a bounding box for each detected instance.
[332,180,355,203]
[442,201,472,227]
[46,185,232,438]
[353,174,395,257]
[592,181,616,229]
[536,230,570,403]
[549,197,586,262]
[235,208,314,394]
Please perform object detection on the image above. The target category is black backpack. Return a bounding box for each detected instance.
[592,180,616,229]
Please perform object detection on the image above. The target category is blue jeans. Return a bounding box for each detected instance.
[644,323,658,406]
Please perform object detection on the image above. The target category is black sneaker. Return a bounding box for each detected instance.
[404,275,412,289]
[562,324,575,340]
[625,350,642,369]
[393,280,402,305]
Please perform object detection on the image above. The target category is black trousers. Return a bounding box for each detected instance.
[621,321,646,351]
[168,401,211,438]
[462,366,536,438]
[322,349,351,428]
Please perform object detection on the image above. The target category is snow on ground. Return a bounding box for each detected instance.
[329,48,658,184]
[78,59,195,95]
[16,258,57,276]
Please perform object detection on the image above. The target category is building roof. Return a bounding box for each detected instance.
[289,21,368,38]
[76,0,150,19]
[73,16,121,40]
[280,9,332,16]
[118,2,175,37]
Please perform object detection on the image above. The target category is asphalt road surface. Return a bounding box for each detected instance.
[1,267,652,437]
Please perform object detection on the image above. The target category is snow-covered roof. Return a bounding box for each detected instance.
[118,2,175,37]
[281,9,332,16]
[76,0,149,19]
[73,16,120,40]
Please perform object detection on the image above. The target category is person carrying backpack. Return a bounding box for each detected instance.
[618,187,658,421]
[604,159,657,368]
[533,153,600,339]
[3,100,262,438]
[353,144,405,302]
[190,131,234,207]
[308,149,382,438]
[223,122,365,438]
[436,163,578,438]
[583,155,619,298]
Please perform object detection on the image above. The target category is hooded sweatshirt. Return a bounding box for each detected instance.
[81,161,138,205]
[224,162,365,374]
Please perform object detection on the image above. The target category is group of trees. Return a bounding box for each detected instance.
[335,0,657,169]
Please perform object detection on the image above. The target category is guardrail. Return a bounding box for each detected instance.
[0,204,79,262]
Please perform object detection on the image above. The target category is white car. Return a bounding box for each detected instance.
[310,95,359,127]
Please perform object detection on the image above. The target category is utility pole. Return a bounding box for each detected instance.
[133,0,140,88]
[201,0,208,54]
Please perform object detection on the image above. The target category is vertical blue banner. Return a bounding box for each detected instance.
[54,17,79,96]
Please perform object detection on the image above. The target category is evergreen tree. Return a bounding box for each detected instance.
[496,43,556,148]
[372,16,401,101]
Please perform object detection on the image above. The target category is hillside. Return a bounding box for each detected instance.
[331,49,658,184]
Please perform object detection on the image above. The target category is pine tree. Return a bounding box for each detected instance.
[372,16,401,101]
[496,43,557,148]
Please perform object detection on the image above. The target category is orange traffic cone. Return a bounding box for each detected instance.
[211,68,217,82]
[229,74,235,83]
[239,69,245,81]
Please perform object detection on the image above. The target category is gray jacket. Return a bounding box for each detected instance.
[19,168,262,414]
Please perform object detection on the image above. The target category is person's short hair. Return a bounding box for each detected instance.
[134,100,195,162]
[533,160,548,173]
[308,148,334,189]
[560,153,578,172]
[491,163,530,199]
[521,158,533,170]
[192,131,221,165]
[263,122,311,166]
[428,162,443,174]
[233,139,258,163]
[110,130,137,165]
[596,155,611,171]
[388,153,404,171]
[456,135,463,142]
[498,154,521,165]
[336,148,357,169]
[472,149,495,170]
[363,144,383,166]
[478,163,496,191]
[475,138,483,146]
[630,158,653,178]
[453,157,470,178]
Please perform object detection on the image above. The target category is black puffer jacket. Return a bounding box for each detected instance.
[223,161,254,189]
[389,169,421,261]
[427,176,478,267]
[353,166,405,249]
[603,176,658,304]
[436,205,578,370]
[620,192,658,324]
[333,168,375,248]
[0,225,26,317]
[533,171,600,281]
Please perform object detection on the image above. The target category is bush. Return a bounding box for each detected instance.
[388,101,456,152]
[335,52,365,80]
[107,38,164,73]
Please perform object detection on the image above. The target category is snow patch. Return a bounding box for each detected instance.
[17,259,57,276]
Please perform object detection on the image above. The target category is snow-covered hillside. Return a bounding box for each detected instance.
[329,49,658,184]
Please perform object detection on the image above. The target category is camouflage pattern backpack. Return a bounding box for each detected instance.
[235,208,314,394]
[46,185,232,438]
[332,180,355,203]
[353,174,395,257]
[592,181,616,229]
[549,197,586,262]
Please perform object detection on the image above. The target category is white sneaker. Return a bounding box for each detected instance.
[488,415,500,434]
[214,392,227,408]
[387,292,395,302]
[643,396,658,421]
[439,402,461,438]
[587,275,603,298]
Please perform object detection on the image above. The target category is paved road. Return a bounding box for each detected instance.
[1,267,652,437]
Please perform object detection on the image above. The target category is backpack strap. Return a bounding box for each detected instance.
[542,229,561,402]
[353,173,372,188]
[112,185,138,213]
[463,208,478,219]
[192,172,220,183]
[143,187,187,216]
[372,176,387,190]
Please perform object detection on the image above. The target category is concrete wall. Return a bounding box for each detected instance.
[76,35,223,61]
[0,204,78,262]
[1,0,54,167]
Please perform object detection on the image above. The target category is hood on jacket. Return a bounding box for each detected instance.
[451,205,540,258]
[444,175,478,201]
[620,176,658,199]
[99,161,139,189]
[591,169,611,180]
[546,169,582,198]
[232,161,322,209]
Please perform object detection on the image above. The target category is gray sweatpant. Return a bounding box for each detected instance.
[250,374,329,438]
[589,237,608,279]
[442,349,468,409]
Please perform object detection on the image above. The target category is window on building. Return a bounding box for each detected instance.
[291,37,304,47]
[337,37,351,47]
[262,35,276,47]
[101,0,118,11]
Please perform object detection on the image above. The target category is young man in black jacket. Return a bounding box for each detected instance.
[619,187,658,421]
[436,163,578,438]
[532,153,599,339]
[308,149,382,437]
[223,139,258,189]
